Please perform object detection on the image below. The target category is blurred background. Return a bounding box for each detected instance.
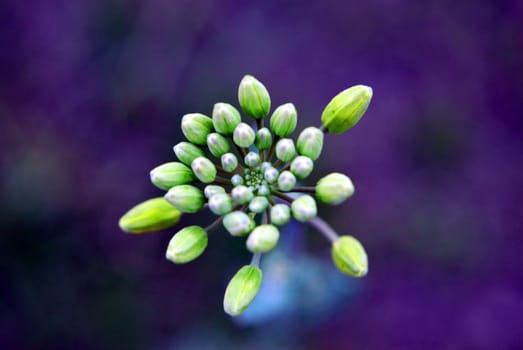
[1,0,522,349]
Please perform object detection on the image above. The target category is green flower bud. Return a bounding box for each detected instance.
[119,197,181,233]
[231,174,244,186]
[290,156,313,179]
[223,211,255,236]
[277,170,296,192]
[316,173,354,205]
[291,195,317,222]
[244,152,261,167]
[321,85,373,134]
[221,153,238,172]
[255,128,273,150]
[246,224,280,253]
[296,127,323,161]
[270,103,297,137]
[249,196,269,213]
[238,75,271,119]
[204,185,225,199]
[223,265,262,316]
[264,167,279,184]
[166,226,208,264]
[212,103,241,135]
[173,142,205,166]
[150,162,194,190]
[260,162,272,171]
[231,185,254,204]
[270,204,290,226]
[275,138,296,162]
[165,185,204,213]
[181,113,214,145]
[207,133,230,157]
[233,122,255,148]
[257,184,271,196]
[191,156,217,184]
[331,235,368,277]
[208,193,233,215]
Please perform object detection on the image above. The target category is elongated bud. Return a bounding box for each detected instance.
[264,167,279,184]
[231,185,254,204]
[331,236,368,277]
[207,133,230,157]
[275,138,296,162]
[221,153,238,172]
[233,122,255,148]
[255,128,273,150]
[270,204,290,226]
[316,173,354,205]
[166,226,208,264]
[238,75,271,119]
[291,195,317,222]
[270,103,297,137]
[231,174,244,186]
[296,127,323,161]
[165,185,204,213]
[244,152,261,167]
[208,193,233,215]
[321,85,373,134]
[191,156,217,183]
[223,211,255,236]
[278,170,296,192]
[204,185,225,199]
[181,113,214,145]
[212,103,241,135]
[249,196,269,213]
[223,265,262,316]
[119,197,181,233]
[290,156,313,179]
[173,142,205,166]
[150,162,194,190]
[246,224,280,253]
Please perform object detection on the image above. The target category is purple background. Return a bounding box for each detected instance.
[1,0,522,349]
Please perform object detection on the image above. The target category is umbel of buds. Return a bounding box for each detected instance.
[119,75,373,316]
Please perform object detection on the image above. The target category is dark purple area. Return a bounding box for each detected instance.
[1,0,522,349]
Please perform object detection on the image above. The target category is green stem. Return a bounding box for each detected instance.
[309,216,339,243]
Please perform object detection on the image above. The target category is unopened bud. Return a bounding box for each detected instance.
[255,127,273,150]
[173,142,205,166]
[231,185,254,204]
[246,224,280,253]
[165,185,204,213]
[208,193,233,215]
[264,167,279,184]
[181,113,214,145]
[321,85,373,134]
[249,196,269,213]
[223,211,255,236]
[204,185,225,199]
[275,138,296,162]
[212,103,241,135]
[238,75,271,119]
[231,174,244,186]
[316,173,354,205]
[291,195,317,222]
[150,162,194,190]
[221,153,238,172]
[270,103,297,137]
[244,152,261,167]
[233,122,255,148]
[296,127,323,161]
[166,226,208,264]
[119,197,181,233]
[331,235,368,277]
[290,156,313,179]
[191,156,217,183]
[223,265,262,316]
[277,171,296,192]
[270,204,290,226]
[207,133,230,157]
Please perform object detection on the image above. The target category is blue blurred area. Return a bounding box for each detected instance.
[1,0,522,349]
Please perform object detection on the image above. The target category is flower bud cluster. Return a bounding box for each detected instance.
[119,75,373,316]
